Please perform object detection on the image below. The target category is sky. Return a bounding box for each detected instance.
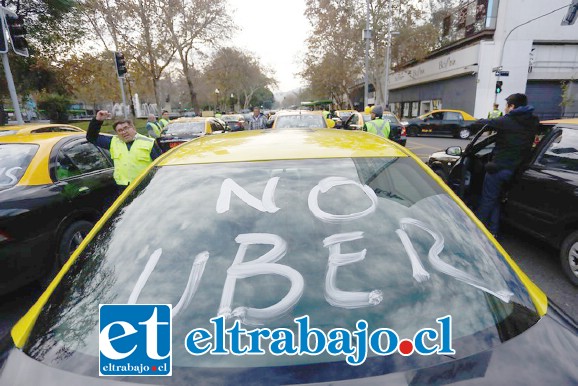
[228,0,310,93]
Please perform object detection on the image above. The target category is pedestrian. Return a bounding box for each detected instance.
[247,106,267,130]
[475,93,539,238]
[146,114,163,138]
[488,103,503,119]
[363,105,391,138]
[87,110,162,196]
[158,110,170,130]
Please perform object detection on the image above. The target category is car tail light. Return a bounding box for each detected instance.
[0,230,11,243]
[169,142,183,149]
[401,126,407,136]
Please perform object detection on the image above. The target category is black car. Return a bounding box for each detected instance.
[446,119,578,285]
[158,117,225,151]
[406,110,482,139]
[0,132,116,294]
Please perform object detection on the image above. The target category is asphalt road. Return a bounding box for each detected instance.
[1,135,576,341]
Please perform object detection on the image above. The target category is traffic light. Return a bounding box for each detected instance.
[6,15,28,56]
[495,80,503,94]
[114,51,127,77]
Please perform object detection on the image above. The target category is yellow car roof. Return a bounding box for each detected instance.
[1,132,85,185]
[0,123,84,134]
[159,128,408,166]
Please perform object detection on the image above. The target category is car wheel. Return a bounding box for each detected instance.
[458,127,471,139]
[408,126,419,137]
[45,220,93,284]
[560,230,578,286]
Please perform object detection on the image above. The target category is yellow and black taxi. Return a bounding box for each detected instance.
[272,110,334,129]
[158,117,226,151]
[0,132,116,295]
[2,129,578,384]
[0,123,84,137]
[406,109,482,139]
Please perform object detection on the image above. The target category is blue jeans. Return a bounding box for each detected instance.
[476,169,513,237]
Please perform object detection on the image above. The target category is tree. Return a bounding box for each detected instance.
[161,0,232,111]
[204,48,277,110]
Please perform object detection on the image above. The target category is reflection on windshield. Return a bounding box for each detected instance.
[275,115,325,129]
[25,158,538,373]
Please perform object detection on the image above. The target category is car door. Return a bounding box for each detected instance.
[344,112,362,130]
[442,112,463,136]
[504,127,578,245]
[51,138,116,215]
[422,112,443,135]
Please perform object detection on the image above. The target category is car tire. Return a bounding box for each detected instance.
[408,126,419,137]
[458,127,471,139]
[560,230,578,286]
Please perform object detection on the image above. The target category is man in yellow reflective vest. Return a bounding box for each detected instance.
[158,110,170,130]
[87,110,162,195]
[363,105,390,138]
[146,114,163,138]
[488,103,503,119]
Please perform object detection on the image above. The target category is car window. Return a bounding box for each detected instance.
[382,113,400,124]
[56,140,111,179]
[0,143,38,189]
[349,113,359,126]
[275,114,326,129]
[31,126,82,133]
[444,112,462,121]
[26,157,539,378]
[536,128,578,172]
[166,122,205,135]
[430,112,443,120]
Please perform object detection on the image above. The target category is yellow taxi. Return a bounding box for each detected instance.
[0,123,84,137]
[3,128,578,384]
[406,109,481,139]
[272,110,334,129]
[0,132,116,295]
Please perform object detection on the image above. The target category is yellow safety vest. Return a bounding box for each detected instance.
[488,109,503,119]
[110,134,155,186]
[158,118,170,129]
[365,118,390,138]
[147,121,163,138]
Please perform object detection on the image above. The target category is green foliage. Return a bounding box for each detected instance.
[37,93,72,123]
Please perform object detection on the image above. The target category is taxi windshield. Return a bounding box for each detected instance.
[165,122,205,135]
[25,157,539,380]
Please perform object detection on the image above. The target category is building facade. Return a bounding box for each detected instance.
[387,0,578,120]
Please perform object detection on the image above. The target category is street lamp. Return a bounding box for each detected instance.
[214,88,220,111]
[231,93,235,111]
[363,0,371,109]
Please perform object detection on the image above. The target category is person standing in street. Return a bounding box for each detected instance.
[87,110,162,196]
[146,114,163,138]
[488,103,503,119]
[248,106,267,130]
[363,105,391,138]
[475,93,539,238]
[158,110,170,130]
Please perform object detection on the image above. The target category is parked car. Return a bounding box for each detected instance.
[4,128,578,385]
[221,114,245,132]
[0,123,84,137]
[158,117,225,151]
[0,132,116,295]
[343,110,407,146]
[406,109,482,139]
[444,119,578,285]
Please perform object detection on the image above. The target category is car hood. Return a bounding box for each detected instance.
[1,304,577,386]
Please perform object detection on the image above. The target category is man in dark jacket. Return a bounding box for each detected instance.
[475,93,539,237]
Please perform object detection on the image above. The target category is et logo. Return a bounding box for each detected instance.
[99,304,172,376]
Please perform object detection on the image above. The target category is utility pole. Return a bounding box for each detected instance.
[363,0,371,109]
[1,6,29,125]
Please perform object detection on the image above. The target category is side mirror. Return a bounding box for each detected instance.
[446,146,462,156]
